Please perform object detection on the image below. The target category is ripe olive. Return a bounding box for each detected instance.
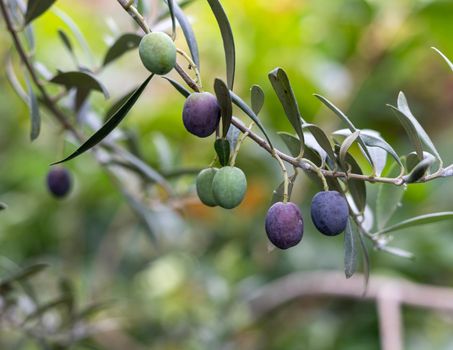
[311,191,349,236]
[265,201,304,249]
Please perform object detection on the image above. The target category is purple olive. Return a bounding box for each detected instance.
[311,191,349,236]
[265,201,304,249]
[182,92,221,138]
[47,167,72,198]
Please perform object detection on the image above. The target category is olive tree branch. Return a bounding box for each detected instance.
[115,0,452,187]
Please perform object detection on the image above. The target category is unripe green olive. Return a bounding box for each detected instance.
[212,166,247,209]
[196,168,218,207]
[138,32,176,75]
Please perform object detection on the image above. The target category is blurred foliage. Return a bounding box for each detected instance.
[1,0,453,349]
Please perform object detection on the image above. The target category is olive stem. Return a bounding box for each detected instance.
[230,122,254,166]
[176,48,202,89]
[273,150,289,202]
[302,159,329,192]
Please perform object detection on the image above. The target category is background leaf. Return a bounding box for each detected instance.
[206,0,235,89]
[380,212,453,234]
[24,73,40,141]
[50,71,109,99]
[432,47,453,72]
[344,219,357,279]
[24,0,57,24]
[103,33,141,67]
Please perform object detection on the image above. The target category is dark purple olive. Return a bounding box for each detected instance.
[182,92,221,137]
[265,201,304,249]
[311,191,349,236]
[47,167,72,198]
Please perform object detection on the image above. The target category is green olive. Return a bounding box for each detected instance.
[138,32,176,75]
[212,166,247,209]
[196,168,218,207]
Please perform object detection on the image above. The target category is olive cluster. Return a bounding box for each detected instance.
[136,32,350,247]
[265,191,349,249]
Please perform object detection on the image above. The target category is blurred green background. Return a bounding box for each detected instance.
[1,0,453,349]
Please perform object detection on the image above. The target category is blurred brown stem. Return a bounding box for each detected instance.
[249,271,453,350]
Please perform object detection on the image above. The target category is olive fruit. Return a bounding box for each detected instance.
[182,92,221,138]
[196,168,218,207]
[310,191,349,236]
[138,32,176,75]
[212,166,247,209]
[47,167,72,198]
[265,201,304,249]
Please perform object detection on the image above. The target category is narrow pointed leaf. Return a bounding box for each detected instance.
[403,155,435,183]
[278,132,300,157]
[24,0,57,24]
[432,47,453,72]
[6,54,29,104]
[52,8,95,66]
[104,88,136,120]
[268,68,304,155]
[174,2,200,67]
[166,0,176,39]
[53,75,153,164]
[303,124,336,164]
[57,29,73,54]
[357,228,370,293]
[214,138,230,166]
[339,130,360,170]
[343,151,367,212]
[315,94,374,169]
[380,212,453,234]
[380,246,415,260]
[214,78,232,137]
[388,92,441,162]
[251,84,264,115]
[24,73,40,140]
[0,264,48,287]
[207,0,235,89]
[50,71,109,99]
[162,77,190,98]
[103,33,141,66]
[333,129,403,174]
[344,219,357,279]
[230,91,273,148]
